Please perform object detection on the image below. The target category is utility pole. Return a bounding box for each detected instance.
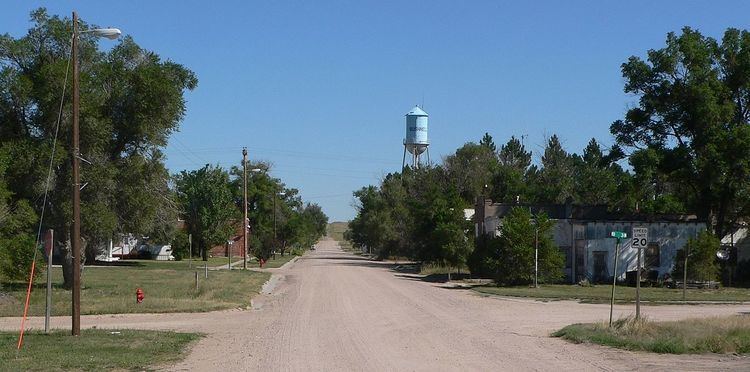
[242,148,248,270]
[69,13,120,337]
[188,233,192,268]
[71,11,82,337]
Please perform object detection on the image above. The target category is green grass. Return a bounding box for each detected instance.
[2,329,200,371]
[553,315,750,354]
[121,257,242,270]
[0,260,270,316]
[473,284,750,304]
[261,254,298,269]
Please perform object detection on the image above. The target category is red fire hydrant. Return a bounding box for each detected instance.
[136,288,144,304]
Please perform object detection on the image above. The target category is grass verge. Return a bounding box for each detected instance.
[261,254,298,269]
[473,284,750,303]
[1,329,201,371]
[0,260,270,316]
[553,315,750,354]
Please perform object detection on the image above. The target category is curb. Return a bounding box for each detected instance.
[277,255,300,270]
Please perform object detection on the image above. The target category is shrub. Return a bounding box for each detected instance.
[0,233,44,282]
[672,231,720,282]
[469,208,564,285]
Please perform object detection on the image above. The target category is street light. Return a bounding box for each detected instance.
[71,11,121,337]
[81,28,122,40]
[242,148,248,270]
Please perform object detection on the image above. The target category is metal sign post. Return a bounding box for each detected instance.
[632,227,648,320]
[609,231,627,327]
[45,229,54,334]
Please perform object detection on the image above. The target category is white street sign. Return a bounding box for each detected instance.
[632,227,648,248]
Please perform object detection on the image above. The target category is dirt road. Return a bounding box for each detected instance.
[3,238,749,371]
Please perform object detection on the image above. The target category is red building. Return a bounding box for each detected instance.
[208,224,248,257]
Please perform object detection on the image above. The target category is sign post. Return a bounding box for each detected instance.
[44,229,54,334]
[609,231,627,327]
[632,227,648,320]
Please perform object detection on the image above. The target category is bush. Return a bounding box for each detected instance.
[469,208,564,285]
[672,230,720,282]
[0,233,44,282]
[170,230,190,261]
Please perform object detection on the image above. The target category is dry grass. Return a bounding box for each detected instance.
[554,315,750,354]
[419,263,469,276]
[0,260,270,316]
[327,222,354,251]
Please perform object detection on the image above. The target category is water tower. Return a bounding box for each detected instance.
[402,106,430,169]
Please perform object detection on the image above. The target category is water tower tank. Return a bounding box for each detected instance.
[405,106,429,155]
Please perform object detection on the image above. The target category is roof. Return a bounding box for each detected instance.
[406,106,428,116]
[478,200,702,223]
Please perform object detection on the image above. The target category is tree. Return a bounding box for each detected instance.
[571,138,621,206]
[0,9,196,287]
[470,208,564,285]
[672,230,721,282]
[491,136,533,203]
[443,141,497,204]
[0,146,40,281]
[611,27,750,236]
[479,132,496,152]
[175,165,236,260]
[534,135,575,204]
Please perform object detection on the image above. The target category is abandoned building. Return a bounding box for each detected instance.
[474,199,705,284]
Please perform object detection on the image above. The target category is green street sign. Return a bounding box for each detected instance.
[610,231,627,239]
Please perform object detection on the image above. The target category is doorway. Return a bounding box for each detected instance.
[593,251,608,283]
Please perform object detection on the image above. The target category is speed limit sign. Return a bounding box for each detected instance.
[632,227,648,248]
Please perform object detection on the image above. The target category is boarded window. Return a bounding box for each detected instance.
[645,243,660,268]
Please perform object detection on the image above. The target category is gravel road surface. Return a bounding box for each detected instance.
[2,238,748,371]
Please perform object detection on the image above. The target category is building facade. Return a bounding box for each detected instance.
[475,199,705,284]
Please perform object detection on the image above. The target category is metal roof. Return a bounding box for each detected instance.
[406,106,428,116]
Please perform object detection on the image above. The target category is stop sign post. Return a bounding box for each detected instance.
[632,227,648,320]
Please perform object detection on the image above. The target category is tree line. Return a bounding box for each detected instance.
[349,26,750,285]
[173,162,328,261]
[0,9,327,285]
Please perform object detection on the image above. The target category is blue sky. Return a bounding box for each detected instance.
[4,1,750,221]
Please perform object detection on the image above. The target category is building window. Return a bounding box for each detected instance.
[645,243,660,268]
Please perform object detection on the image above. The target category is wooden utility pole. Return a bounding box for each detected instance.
[242,148,248,270]
[71,11,82,337]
